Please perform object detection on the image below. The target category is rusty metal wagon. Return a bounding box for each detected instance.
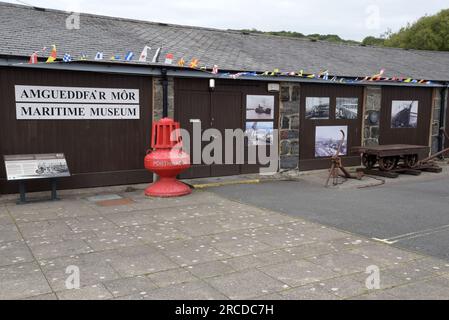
[352,144,430,172]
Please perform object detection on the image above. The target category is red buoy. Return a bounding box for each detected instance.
[144,118,191,197]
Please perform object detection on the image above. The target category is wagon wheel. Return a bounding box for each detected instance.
[404,154,419,168]
[362,154,377,169]
[378,156,398,171]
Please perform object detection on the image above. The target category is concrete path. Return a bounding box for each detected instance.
[1,188,449,300]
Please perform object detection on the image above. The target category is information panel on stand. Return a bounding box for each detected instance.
[4,153,71,181]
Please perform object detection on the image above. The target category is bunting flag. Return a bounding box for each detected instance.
[371,69,385,81]
[29,52,38,64]
[46,45,57,63]
[189,58,199,69]
[20,44,434,86]
[139,46,151,62]
[318,70,329,80]
[152,47,161,63]
[177,58,185,67]
[164,53,174,64]
[125,51,134,61]
[94,52,104,60]
[62,53,72,63]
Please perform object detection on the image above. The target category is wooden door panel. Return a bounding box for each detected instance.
[299,84,364,171]
[210,92,242,177]
[380,86,433,157]
[174,89,211,179]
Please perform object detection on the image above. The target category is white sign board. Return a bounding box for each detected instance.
[15,85,140,120]
[4,154,71,181]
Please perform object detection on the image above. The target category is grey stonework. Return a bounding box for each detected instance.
[153,76,175,121]
[363,86,382,147]
[279,83,300,170]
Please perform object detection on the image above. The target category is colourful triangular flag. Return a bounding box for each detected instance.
[62,53,72,63]
[29,52,38,64]
[164,53,174,65]
[177,58,185,67]
[189,58,199,69]
[95,52,104,60]
[139,46,151,62]
[125,51,134,61]
[46,45,57,63]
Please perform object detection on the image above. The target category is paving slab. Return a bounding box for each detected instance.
[147,269,198,288]
[187,261,237,279]
[0,262,52,300]
[28,239,94,260]
[106,245,178,277]
[56,283,114,300]
[44,261,121,292]
[0,240,34,267]
[259,259,339,287]
[0,224,22,243]
[206,269,288,300]
[121,280,228,300]
[103,276,158,298]
[279,284,340,300]
[156,238,230,267]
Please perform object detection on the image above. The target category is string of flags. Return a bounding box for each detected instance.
[24,44,434,85]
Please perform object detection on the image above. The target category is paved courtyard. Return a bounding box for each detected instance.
[1,187,449,300]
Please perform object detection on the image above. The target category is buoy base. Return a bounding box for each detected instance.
[145,177,192,198]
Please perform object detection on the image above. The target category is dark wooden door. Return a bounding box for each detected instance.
[210,92,242,176]
[175,78,278,178]
[380,86,433,158]
[299,84,364,171]
[175,90,211,179]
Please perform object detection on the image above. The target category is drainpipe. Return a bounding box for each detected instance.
[438,85,449,153]
[161,68,169,118]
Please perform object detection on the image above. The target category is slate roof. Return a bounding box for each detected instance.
[1,2,449,81]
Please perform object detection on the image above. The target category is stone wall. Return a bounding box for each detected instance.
[279,83,300,169]
[363,86,382,146]
[153,76,175,121]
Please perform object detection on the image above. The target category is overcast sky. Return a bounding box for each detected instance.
[6,0,448,41]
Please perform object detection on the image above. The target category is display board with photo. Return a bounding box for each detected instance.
[315,126,348,158]
[305,97,330,120]
[245,122,274,146]
[336,98,358,120]
[246,95,275,120]
[391,101,419,128]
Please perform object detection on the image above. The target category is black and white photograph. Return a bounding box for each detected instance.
[336,98,358,119]
[245,121,274,146]
[305,97,330,120]
[391,100,419,128]
[246,95,275,120]
[315,126,348,157]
